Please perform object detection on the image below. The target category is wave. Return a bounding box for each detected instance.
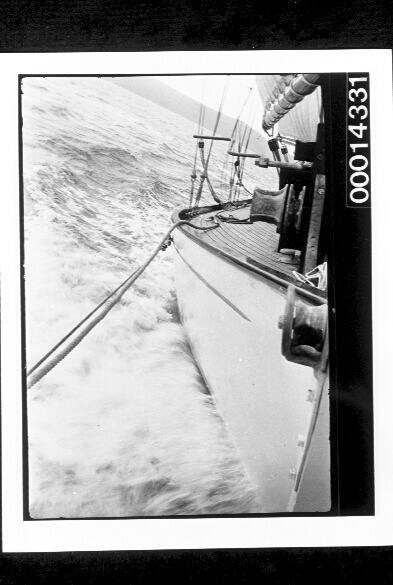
[23,76,263,517]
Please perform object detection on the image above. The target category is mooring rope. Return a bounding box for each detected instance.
[27,219,218,390]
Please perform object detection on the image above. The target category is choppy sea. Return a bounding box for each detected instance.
[22,76,271,518]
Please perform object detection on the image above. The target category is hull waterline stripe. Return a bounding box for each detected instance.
[174,244,251,322]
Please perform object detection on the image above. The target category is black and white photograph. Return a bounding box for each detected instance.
[22,72,331,518]
[21,69,350,519]
[0,49,391,551]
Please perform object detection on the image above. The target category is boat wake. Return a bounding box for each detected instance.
[23,76,263,517]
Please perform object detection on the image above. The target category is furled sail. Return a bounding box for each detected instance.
[255,74,322,143]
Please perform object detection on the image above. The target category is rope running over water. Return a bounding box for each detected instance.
[27,220,218,389]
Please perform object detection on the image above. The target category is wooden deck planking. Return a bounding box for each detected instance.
[189,206,299,278]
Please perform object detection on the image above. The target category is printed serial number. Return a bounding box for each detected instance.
[347,75,371,206]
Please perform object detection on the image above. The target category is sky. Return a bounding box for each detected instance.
[160,74,263,130]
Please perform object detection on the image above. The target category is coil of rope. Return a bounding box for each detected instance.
[27,219,218,390]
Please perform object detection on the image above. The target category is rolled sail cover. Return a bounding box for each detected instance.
[255,75,322,142]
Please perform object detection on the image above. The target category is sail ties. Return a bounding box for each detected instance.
[262,74,321,133]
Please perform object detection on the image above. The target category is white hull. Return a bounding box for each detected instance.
[174,228,330,512]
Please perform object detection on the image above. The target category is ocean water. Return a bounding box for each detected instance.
[22,76,271,518]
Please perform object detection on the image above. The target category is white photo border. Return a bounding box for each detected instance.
[1,49,392,552]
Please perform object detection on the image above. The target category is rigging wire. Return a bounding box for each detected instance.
[190,83,206,208]
[235,109,257,198]
[234,117,249,201]
[205,77,229,169]
[227,87,254,202]
[229,87,253,146]
[194,77,229,208]
[234,119,250,200]
[189,102,204,208]
[236,93,277,199]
